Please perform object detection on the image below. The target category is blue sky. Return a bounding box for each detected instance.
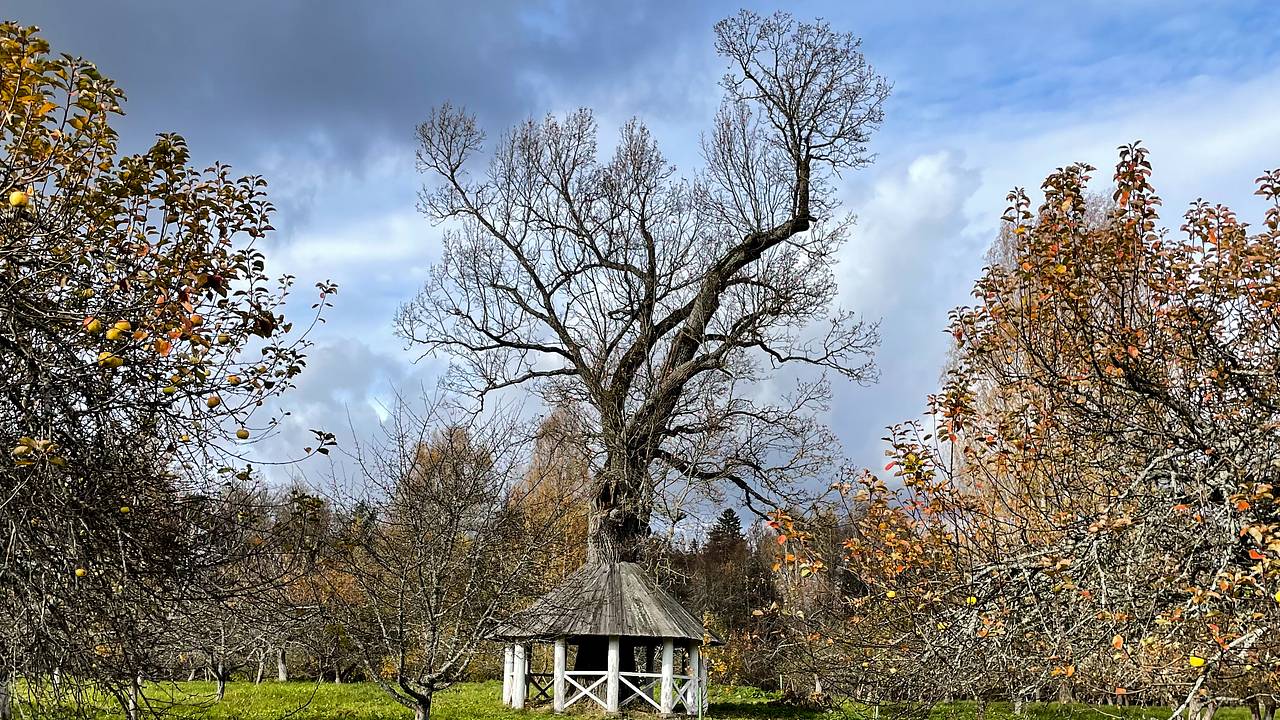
[10,1,1280,504]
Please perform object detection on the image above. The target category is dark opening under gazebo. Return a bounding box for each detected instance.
[494,561,721,715]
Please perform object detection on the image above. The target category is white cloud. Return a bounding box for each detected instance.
[828,65,1280,475]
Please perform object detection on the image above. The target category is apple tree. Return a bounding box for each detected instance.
[0,23,334,718]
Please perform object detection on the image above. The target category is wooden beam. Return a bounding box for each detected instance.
[553,639,567,713]
[688,644,702,716]
[502,645,513,706]
[606,635,621,714]
[659,639,675,715]
[512,643,527,710]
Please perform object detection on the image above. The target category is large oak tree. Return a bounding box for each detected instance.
[399,11,889,562]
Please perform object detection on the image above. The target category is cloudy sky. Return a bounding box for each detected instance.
[12,1,1280,486]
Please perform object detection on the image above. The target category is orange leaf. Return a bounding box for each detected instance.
[1111,634,1124,650]
[776,534,788,545]
[1250,549,1266,561]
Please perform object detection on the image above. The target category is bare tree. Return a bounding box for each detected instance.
[399,11,889,562]
[314,398,565,720]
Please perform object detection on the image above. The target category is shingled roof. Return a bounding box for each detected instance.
[494,561,722,645]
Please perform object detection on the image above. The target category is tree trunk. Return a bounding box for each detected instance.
[254,651,265,685]
[586,462,651,563]
[125,679,141,720]
[276,646,288,682]
[575,636,640,702]
[0,673,12,720]
[333,663,342,684]
[412,699,431,720]
[214,662,227,702]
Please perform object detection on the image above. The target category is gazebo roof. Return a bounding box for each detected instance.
[494,561,721,645]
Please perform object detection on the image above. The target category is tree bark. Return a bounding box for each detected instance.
[586,460,651,563]
[575,636,641,702]
[214,662,227,702]
[0,673,12,720]
[276,646,288,682]
[125,678,142,720]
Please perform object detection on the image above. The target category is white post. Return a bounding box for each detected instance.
[553,639,567,713]
[688,644,702,716]
[659,639,675,715]
[512,643,527,710]
[502,645,514,706]
[699,645,709,713]
[606,635,621,714]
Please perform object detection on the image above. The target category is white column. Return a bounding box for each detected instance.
[605,635,621,714]
[688,644,702,716]
[512,643,527,710]
[659,639,675,715]
[502,645,514,706]
[699,645,709,713]
[553,639,567,713]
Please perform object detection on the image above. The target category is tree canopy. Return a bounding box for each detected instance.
[399,10,889,561]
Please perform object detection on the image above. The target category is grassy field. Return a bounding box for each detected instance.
[22,680,1256,720]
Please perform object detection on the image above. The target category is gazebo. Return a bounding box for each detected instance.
[495,561,721,715]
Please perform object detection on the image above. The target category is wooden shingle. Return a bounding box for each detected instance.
[494,561,721,645]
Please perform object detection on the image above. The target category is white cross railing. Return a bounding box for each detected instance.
[563,670,608,710]
[619,671,662,711]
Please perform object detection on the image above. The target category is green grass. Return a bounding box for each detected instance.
[19,681,1255,720]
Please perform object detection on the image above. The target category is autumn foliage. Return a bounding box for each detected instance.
[1,22,332,713]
